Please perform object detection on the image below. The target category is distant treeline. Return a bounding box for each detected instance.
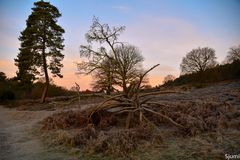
[0,74,76,102]
[163,60,240,86]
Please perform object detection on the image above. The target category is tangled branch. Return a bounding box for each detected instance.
[88,64,186,129]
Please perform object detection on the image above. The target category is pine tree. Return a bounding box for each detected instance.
[15,0,65,102]
[14,47,36,91]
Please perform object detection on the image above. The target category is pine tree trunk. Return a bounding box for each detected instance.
[41,35,49,103]
[41,57,49,103]
[41,81,49,103]
[41,63,49,103]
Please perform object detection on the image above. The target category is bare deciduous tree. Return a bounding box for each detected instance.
[225,44,240,63]
[79,17,125,72]
[91,58,115,94]
[163,74,176,84]
[79,18,185,130]
[180,47,217,74]
[112,45,144,96]
[78,17,145,96]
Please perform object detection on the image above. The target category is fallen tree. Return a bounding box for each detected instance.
[88,64,186,129]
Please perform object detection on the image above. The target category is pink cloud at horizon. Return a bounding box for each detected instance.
[53,60,93,90]
[0,59,17,78]
[0,58,167,90]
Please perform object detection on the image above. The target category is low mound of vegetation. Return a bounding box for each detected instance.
[151,101,240,136]
[40,99,240,158]
[84,126,162,157]
[41,123,162,157]
[40,107,163,157]
[41,110,88,130]
[163,60,240,87]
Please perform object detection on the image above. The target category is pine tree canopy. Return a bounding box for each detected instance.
[15,0,65,85]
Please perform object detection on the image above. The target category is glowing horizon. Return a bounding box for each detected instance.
[1,0,240,90]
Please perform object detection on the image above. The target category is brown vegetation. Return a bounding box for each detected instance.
[41,110,87,130]
[40,99,240,158]
[39,81,240,158]
[151,101,240,136]
[85,125,162,157]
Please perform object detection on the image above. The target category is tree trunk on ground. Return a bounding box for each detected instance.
[106,88,111,95]
[139,110,143,124]
[122,78,128,98]
[106,81,111,95]
[126,112,133,129]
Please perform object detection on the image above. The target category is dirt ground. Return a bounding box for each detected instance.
[0,80,239,160]
[0,105,79,160]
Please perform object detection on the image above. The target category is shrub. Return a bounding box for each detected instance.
[165,60,240,87]
[152,101,240,136]
[0,89,15,101]
[41,110,87,130]
[85,126,162,156]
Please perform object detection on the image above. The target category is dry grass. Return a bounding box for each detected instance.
[41,110,163,157]
[40,100,240,158]
[41,110,87,130]
[39,80,240,159]
[45,125,162,158]
[85,125,162,157]
[48,124,97,148]
[41,108,118,130]
[150,101,240,136]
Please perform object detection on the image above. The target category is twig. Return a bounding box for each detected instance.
[140,91,187,98]
[114,108,139,114]
[144,102,170,107]
[75,82,81,107]
[140,97,154,105]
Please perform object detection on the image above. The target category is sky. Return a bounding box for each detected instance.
[0,0,240,90]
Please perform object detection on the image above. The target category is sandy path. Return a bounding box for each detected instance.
[0,106,74,160]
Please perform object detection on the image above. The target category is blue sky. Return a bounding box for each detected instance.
[0,0,240,89]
